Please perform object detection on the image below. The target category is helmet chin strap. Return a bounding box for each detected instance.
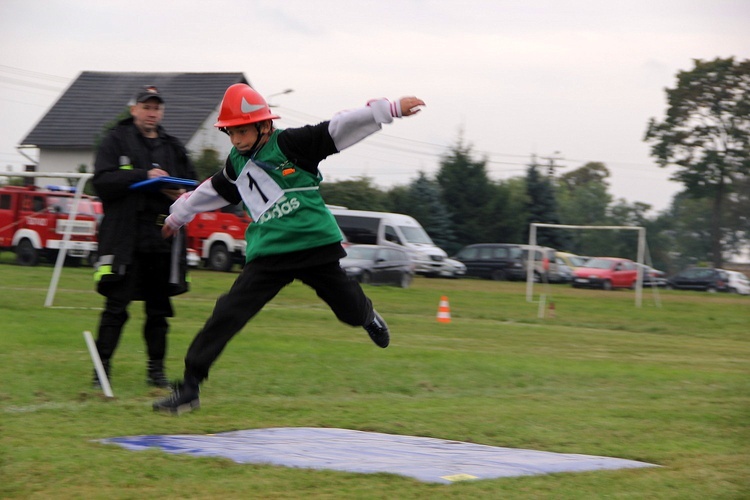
[247,123,266,158]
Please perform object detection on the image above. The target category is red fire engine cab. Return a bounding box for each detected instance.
[0,185,99,266]
[186,202,250,272]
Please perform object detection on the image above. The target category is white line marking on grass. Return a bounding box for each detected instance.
[3,402,82,414]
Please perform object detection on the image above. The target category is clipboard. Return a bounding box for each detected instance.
[130,177,198,192]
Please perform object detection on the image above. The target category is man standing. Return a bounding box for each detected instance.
[92,85,197,388]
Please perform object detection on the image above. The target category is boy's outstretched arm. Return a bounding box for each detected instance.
[329,96,426,152]
[161,179,232,238]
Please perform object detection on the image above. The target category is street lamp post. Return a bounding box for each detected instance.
[266,88,294,107]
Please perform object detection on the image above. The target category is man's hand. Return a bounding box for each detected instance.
[160,187,186,201]
[148,168,169,179]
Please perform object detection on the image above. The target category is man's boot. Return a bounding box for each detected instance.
[147,359,170,388]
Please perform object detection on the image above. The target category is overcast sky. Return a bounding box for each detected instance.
[1,0,748,214]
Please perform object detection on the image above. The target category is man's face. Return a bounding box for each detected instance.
[131,98,164,136]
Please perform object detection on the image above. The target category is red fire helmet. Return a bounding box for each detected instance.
[214,84,280,128]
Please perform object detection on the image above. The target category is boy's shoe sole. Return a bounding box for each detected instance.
[363,311,390,348]
[152,380,201,415]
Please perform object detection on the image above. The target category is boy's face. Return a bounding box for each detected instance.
[226,122,271,154]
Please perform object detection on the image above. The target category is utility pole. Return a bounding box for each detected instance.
[540,151,561,177]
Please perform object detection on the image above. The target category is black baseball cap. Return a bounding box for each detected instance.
[134,85,164,104]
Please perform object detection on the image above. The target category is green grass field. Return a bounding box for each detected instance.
[1,258,748,499]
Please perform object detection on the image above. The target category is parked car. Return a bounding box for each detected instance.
[452,243,524,280]
[557,251,588,271]
[330,208,447,276]
[435,257,466,279]
[553,258,574,284]
[572,257,639,290]
[519,245,559,282]
[666,267,729,293]
[340,244,414,288]
[641,265,667,287]
[720,269,749,295]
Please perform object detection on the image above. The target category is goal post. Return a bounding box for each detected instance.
[0,171,94,307]
[526,223,647,307]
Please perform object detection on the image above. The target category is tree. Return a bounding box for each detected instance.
[644,57,750,267]
[555,162,615,256]
[75,164,96,196]
[557,164,612,226]
[399,171,456,252]
[653,192,714,271]
[525,160,567,249]
[318,176,389,211]
[193,148,223,181]
[486,177,529,244]
[558,161,610,192]
[607,198,653,261]
[436,137,497,244]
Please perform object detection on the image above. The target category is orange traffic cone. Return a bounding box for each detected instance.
[437,295,451,323]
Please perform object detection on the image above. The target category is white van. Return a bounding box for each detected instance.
[721,269,750,295]
[329,208,448,276]
[519,244,561,282]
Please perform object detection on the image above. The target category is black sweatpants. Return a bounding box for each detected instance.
[184,260,374,382]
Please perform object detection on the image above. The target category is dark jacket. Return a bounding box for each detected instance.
[93,117,197,298]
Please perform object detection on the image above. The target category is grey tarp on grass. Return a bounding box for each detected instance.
[100,427,658,484]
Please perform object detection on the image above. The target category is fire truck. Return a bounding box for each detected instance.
[184,203,350,272]
[0,185,99,266]
[186,202,250,272]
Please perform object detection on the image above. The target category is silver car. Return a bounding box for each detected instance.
[341,244,414,288]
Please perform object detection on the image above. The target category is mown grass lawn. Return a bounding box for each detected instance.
[1,258,748,499]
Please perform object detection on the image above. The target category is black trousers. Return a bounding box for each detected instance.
[184,260,374,382]
[95,253,174,362]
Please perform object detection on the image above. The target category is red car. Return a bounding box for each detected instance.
[572,257,639,290]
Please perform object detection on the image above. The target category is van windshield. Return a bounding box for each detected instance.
[399,225,433,244]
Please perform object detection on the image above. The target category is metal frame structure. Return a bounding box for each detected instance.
[0,171,94,307]
[526,222,647,307]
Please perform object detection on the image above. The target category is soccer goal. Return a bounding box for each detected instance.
[0,171,93,307]
[526,222,648,307]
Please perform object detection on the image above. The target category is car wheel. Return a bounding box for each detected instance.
[15,239,39,266]
[706,286,717,293]
[490,269,505,281]
[399,272,412,288]
[208,243,232,272]
[602,280,613,291]
[360,271,372,284]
